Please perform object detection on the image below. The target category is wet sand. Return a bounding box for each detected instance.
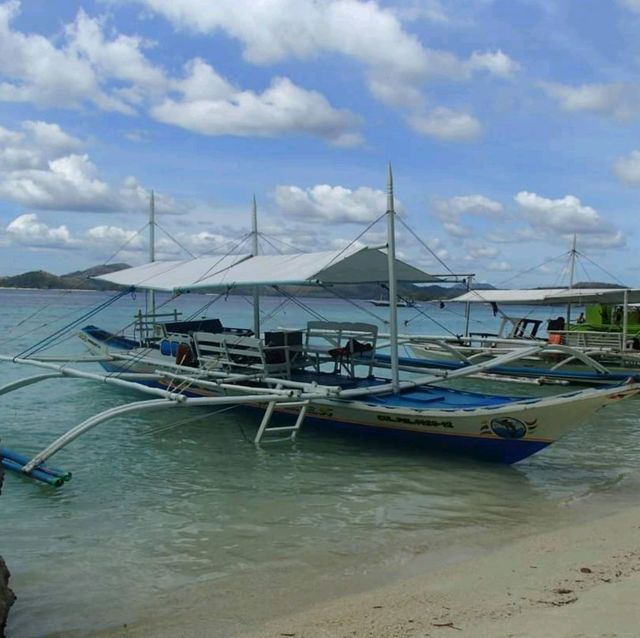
[85,504,640,638]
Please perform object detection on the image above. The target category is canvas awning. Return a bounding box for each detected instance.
[451,288,640,305]
[94,247,441,292]
[93,254,251,291]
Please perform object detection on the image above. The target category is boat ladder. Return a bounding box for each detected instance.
[254,387,309,444]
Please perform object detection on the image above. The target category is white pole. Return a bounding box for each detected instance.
[566,234,576,328]
[623,288,629,350]
[149,190,156,338]
[464,274,473,338]
[252,195,261,338]
[386,164,399,393]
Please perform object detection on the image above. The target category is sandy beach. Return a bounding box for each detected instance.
[83,503,640,638]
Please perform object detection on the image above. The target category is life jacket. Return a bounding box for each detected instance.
[176,342,197,367]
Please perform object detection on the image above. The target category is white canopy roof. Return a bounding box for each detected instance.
[95,247,440,292]
[452,288,640,305]
[94,254,251,291]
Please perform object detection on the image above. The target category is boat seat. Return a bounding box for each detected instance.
[303,321,378,377]
[192,331,300,378]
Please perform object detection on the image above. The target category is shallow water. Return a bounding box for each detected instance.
[0,289,639,637]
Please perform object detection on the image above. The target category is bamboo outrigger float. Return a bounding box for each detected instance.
[1,167,639,486]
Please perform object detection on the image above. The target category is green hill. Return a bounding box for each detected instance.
[0,264,130,291]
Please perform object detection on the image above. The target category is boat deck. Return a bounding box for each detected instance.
[289,370,521,409]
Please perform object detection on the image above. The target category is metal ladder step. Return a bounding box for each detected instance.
[254,398,309,444]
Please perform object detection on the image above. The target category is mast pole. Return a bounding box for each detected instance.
[386,164,400,393]
[149,190,156,339]
[464,274,473,338]
[566,234,576,328]
[252,195,261,338]
[623,288,629,351]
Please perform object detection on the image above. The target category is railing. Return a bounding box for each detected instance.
[133,309,182,342]
[556,330,625,350]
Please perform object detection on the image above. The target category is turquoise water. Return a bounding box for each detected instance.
[1,289,639,637]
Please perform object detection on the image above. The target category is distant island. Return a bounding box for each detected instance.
[0,263,496,300]
[0,264,131,291]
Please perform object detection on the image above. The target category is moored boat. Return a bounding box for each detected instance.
[1,168,638,485]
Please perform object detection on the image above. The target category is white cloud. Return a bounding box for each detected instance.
[468,50,520,78]
[514,191,625,248]
[516,191,605,234]
[619,0,640,14]
[574,232,625,249]
[443,222,472,237]
[420,237,450,263]
[487,260,512,271]
[140,0,517,80]
[0,1,518,143]
[434,194,503,235]
[151,60,362,145]
[139,0,517,132]
[434,194,503,220]
[0,2,149,113]
[613,150,640,185]
[0,120,184,214]
[22,121,84,156]
[0,120,83,171]
[407,108,482,141]
[6,213,74,248]
[540,82,640,121]
[274,184,391,223]
[468,245,499,259]
[1,212,258,260]
[395,1,450,24]
[66,9,167,95]
[0,153,114,211]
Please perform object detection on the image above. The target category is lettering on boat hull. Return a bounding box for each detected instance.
[377,414,454,429]
[306,405,334,418]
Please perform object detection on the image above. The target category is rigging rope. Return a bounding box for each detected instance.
[396,216,456,275]
[14,288,134,359]
[154,222,197,258]
[319,284,389,325]
[271,286,329,322]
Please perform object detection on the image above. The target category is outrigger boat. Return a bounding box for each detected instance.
[400,235,640,385]
[404,287,640,386]
[1,169,639,486]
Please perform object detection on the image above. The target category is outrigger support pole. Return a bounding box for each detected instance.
[0,354,172,398]
[20,392,315,474]
[0,372,64,397]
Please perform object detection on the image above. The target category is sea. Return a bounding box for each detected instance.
[1,288,639,637]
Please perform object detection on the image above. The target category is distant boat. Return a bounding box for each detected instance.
[370,297,416,308]
[405,287,640,384]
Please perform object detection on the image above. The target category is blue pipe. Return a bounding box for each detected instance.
[0,447,71,481]
[1,458,64,488]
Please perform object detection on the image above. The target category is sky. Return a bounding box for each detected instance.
[0,0,639,287]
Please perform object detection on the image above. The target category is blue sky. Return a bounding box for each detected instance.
[0,0,639,287]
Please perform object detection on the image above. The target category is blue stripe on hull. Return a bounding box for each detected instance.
[305,417,549,465]
[98,362,549,464]
[272,411,550,464]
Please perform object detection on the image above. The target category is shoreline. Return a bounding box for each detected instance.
[81,501,640,638]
